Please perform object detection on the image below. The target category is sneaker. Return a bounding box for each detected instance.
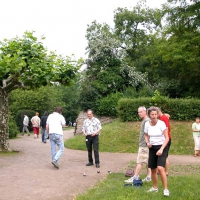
[163,189,170,196]
[52,161,59,169]
[142,176,151,182]
[124,175,139,183]
[147,187,158,192]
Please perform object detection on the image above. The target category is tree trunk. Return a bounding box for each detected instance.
[0,88,10,151]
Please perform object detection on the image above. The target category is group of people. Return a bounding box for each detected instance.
[22,112,49,142]
[21,108,101,170]
[20,105,200,197]
[124,106,171,197]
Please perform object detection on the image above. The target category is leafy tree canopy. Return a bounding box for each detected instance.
[0,31,81,93]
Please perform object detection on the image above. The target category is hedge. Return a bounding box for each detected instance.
[117,98,200,121]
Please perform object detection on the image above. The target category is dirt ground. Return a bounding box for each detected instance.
[1,129,200,200]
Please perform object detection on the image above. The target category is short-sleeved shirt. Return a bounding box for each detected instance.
[160,115,171,138]
[31,116,40,127]
[46,112,66,135]
[192,122,200,136]
[82,117,102,135]
[139,117,150,147]
[144,120,166,145]
[23,116,29,126]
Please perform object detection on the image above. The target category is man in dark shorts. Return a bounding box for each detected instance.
[158,107,171,176]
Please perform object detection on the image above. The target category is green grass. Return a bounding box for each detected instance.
[63,126,75,130]
[65,119,194,155]
[0,150,20,156]
[76,165,200,200]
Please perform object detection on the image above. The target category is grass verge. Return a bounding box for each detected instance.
[65,119,194,155]
[76,164,200,200]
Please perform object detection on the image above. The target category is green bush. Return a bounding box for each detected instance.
[96,92,123,116]
[164,98,200,120]
[15,110,36,132]
[9,113,19,138]
[117,97,151,121]
[117,97,200,121]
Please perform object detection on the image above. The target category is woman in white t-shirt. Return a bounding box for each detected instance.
[144,106,169,197]
[192,117,200,157]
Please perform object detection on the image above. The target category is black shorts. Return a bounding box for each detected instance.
[165,138,171,157]
[148,145,168,169]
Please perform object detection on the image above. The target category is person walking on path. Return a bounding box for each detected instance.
[158,107,171,176]
[40,111,49,143]
[22,114,30,136]
[82,109,102,168]
[46,107,66,169]
[192,117,200,157]
[124,106,151,183]
[73,118,78,134]
[144,106,169,197]
[31,112,41,139]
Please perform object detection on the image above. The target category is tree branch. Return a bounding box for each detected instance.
[2,75,26,93]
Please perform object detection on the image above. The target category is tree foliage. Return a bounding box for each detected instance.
[9,86,65,115]
[80,20,150,111]
[79,0,200,116]
[0,31,81,151]
[0,31,80,92]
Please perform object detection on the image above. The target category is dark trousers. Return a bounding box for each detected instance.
[86,135,99,164]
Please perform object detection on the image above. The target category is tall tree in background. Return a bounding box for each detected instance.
[114,1,162,64]
[114,0,200,97]
[0,32,80,151]
[80,21,125,110]
[160,0,200,97]
[113,1,164,92]
[80,20,151,111]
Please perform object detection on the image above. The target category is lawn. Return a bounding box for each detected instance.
[65,119,194,155]
[76,169,200,200]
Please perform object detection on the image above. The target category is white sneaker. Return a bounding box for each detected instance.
[163,189,170,196]
[147,187,158,192]
[142,176,151,182]
[124,175,139,183]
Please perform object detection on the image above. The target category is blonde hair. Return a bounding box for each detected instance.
[164,113,170,119]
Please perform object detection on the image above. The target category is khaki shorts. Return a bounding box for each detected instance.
[136,147,149,164]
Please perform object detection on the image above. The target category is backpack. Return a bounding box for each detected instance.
[133,179,143,187]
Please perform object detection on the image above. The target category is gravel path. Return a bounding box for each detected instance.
[0,130,200,200]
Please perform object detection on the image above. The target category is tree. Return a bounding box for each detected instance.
[80,21,151,112]
[114,1,162,63]
[80,21,125,111]
[159,0,200,97]
[0,31,80,151]
[9,86,65,115]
